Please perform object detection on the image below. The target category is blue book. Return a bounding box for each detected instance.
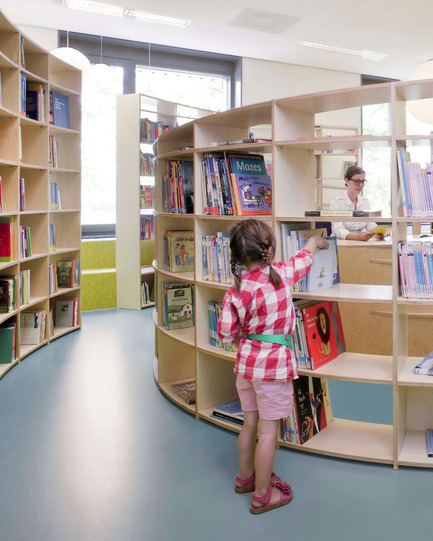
[212,398,244,424]
[414,351,433,375]
[51,91,70,129]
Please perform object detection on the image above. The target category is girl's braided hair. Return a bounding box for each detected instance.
[229,219,281,293]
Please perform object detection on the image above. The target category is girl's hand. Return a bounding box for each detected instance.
[304,235,326,253]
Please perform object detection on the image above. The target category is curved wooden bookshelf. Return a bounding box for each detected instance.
[149,78,433,469]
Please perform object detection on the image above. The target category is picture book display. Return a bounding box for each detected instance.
[162,282,194,330]
[225,153,272,215]
[201,153,272,216]
[163,230,194,272]
[301,301,339,370]
[171,380,196,405]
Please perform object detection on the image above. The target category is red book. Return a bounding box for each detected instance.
[302,301,338,369]
[0,221,12,262]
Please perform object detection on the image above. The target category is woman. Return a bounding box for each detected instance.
[330,165,377,241]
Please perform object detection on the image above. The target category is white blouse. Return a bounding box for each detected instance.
[330,190,377,239]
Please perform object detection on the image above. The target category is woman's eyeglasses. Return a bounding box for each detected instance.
[349,178,367,186]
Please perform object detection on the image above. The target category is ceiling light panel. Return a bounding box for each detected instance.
[54,0,191,26]
[298,41,387,61]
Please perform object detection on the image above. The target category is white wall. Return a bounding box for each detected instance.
[242,57,362,127]
[17,24,58,53]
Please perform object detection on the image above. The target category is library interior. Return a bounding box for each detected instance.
[1,1,433,539]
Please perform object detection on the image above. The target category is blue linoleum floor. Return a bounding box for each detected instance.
[0,309,431,541]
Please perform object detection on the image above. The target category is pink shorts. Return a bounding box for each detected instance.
[236,375,294,421]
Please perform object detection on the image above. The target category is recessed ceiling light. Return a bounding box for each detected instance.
[54,0,191,26]
[298,41,387,61]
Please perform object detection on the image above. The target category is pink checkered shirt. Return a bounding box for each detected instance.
[217,249,313,382]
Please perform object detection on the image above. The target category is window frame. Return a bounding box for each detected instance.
[59,31,242,238]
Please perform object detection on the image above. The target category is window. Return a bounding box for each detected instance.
[361,75,398,216]
[59,32,241,237]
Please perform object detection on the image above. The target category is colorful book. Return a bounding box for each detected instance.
[162,282,194,330]
[293,376,317,444]
[224,153,272,215]
[304,237,336,292]
[171,380,196,405]
[0,277,16,313]
[20,310,46,345]
[302,301,339,370]
[413,351,433,375]
[56,260,79,289]
[211,398,244,425]
[164,230,195,272]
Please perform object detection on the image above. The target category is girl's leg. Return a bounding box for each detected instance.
[238,410,259,478]
[253,418,279,499]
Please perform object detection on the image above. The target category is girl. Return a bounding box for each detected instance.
[217,219,325,514]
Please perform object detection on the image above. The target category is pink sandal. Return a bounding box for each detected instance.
[249,481,293,515]
[234,472,286,494]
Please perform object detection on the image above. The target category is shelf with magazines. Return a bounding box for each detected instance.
[0,9,82,375]
[152,80,433,468]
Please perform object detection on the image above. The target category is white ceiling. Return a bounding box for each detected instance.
[1,0,433,81]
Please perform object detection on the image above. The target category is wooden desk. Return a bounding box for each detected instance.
[337,238,392,285]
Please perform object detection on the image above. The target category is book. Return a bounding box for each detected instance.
[288,376,332,445]
[0,174,2,212]
[302,301,339,370]
[162,282,194,330]
[0,218,13,262]
[304,237,336,292]
[370,225,392,237]
[304,209,382,217]
[0,321,16,363]
[212,398,244,425]
[0,277,16,313]
[213,138,271,146]
[55,298,78,327]
[20,310,46,345]
[426,429,433,457]
[224,153,272,215]
[328,300,346,356]
[293,376,317,444]
[164,230,195,272]
[413,351,433,375]
[56,259,79,289]
[50,91,70,129]
[171,380,196,404]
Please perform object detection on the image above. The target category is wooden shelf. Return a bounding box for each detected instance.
[279,418,393,464]
[0,9,82,373]
[151,79,433,469]
[398,430,433,467]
